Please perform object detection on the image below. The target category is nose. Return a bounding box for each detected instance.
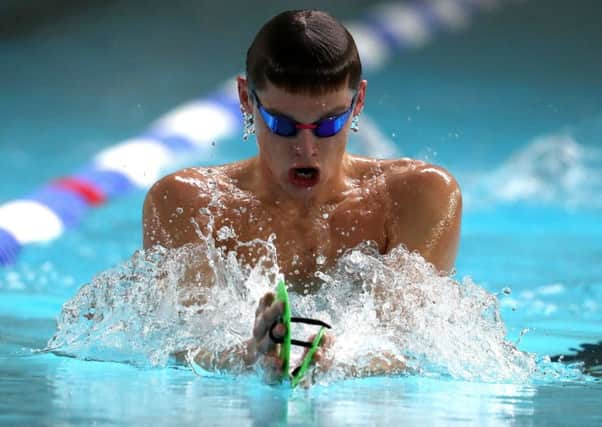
[293,129,318,158]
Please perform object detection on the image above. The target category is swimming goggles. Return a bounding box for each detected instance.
[270,281,331,387]
[251,90,357,138]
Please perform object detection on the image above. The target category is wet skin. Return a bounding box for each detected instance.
[142,78,462,379]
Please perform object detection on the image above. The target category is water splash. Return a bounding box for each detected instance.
[464,134,602,210]
[47,234,586,383]
[305,242,538,383]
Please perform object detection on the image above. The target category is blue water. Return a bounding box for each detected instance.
[1,0,601,425]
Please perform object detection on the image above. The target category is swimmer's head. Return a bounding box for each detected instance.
[238,10,367,202]
[245,10,362,94]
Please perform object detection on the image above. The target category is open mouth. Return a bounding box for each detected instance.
[289,167,320,188]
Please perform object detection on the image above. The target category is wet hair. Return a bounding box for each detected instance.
[246,10,362,94]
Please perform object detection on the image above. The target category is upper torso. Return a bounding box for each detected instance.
[143,154,461,289]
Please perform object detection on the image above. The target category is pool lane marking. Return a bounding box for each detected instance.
[0,201,64,244]
[73,167,135,199]
[0,228,21,264]
[53,178,106,206]
[28,186,90,228]
[150,99,239,148]
[94,138,176,188]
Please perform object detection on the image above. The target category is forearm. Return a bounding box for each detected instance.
[178,339,256,374]
[346,352,407,377]
[313,351,408,383]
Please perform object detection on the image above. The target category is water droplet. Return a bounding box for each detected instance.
[316,255,326,265]
[322,213,329,219]
[175,207,184,215]
[216,226,235,241]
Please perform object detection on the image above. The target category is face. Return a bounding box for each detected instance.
[238,77,367,202]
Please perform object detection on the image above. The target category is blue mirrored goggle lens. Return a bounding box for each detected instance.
[258,108,297,137]
[314,109,353,137]
[253,90,356,138]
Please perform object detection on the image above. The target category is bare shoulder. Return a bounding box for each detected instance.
[379,158,462,273]
[380,158,461,203]
[142,163,248,249]
[144,161,252,208]
[144,167,214,213]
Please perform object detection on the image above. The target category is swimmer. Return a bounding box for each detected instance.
[143,10,462,383]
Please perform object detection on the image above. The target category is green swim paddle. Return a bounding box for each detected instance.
[273,280,331,387]
[275,280,292,377]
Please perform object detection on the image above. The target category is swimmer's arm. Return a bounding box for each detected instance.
[142,171,217,295]
[181,344,408,381]
[342,352,408,378]
[174,339,258,373]
[385,163,462,275]
[176,293,286,379]
[142,171,212,250]
[304,335,409,385]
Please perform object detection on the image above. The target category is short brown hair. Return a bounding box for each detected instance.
[246,10,362,94]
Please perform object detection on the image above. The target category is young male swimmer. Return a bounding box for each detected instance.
[143,10,461,382]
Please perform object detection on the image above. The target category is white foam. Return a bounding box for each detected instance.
[465,134,602,209]
[520,290,535,300]
[536,283,565,296]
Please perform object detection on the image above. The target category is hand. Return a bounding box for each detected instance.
[246,292,286,383]
[296,332,335,387]
[366,351,406,375]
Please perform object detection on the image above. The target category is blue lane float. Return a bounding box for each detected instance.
[29,187,91,229]
[0,0,520,265]
[0,228,21,265]
[72,168,135,200]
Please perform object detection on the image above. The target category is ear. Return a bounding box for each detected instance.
[237,76,253,113]
[353,79,367,116]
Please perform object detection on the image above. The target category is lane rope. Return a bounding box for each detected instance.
[0,0,518,265]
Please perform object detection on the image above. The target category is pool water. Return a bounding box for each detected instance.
[1,0,601,425]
